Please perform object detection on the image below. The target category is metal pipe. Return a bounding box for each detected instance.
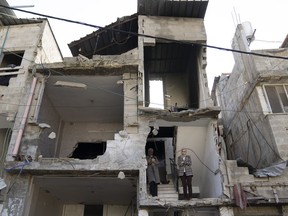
[12,76,37,156]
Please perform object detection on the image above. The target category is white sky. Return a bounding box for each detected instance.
[7,0,288,91]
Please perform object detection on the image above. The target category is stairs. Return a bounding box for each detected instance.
[157,182,179,202]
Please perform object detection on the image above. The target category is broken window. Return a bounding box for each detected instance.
[68,142,107,159]
[0,51,24,86]
[264,85,288,113]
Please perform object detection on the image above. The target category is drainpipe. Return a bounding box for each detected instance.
[12,76,37,157]
[0,26,10,55]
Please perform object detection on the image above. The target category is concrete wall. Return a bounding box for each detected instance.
[103,205,131,216]
[253,48,288,72]
[201,120,222,198]
[0,21,64,215]
[3,21,63,161]
[220,24,258,129]
[267,114,288,160]
[176,125,214,197]
[1,175,31,216]
[62,205,84,216]
[197,47,212,108]
[164,73,189,109]
[35,21,62,63]
[0,128,8,177]
[222,87,279,168]
[0,23,43,117]
[0,129,7,152]
[139,16,206,42]
[123,72,138,131]
[217,24,284,168]
[37,90,61,158]
[29,187,63,216]
[234,206,283,216]
[59,122,123,157]
[62,205,133,216]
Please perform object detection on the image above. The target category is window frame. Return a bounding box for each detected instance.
[0,51,25,76]
[262,84,288,114]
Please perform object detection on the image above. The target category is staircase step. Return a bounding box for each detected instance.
[148,182,180,202]
[158,194,178,198]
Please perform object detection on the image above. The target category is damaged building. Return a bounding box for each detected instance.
[212,22,288,215]
[2,0,287,215]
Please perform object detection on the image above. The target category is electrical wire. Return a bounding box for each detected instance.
[5,157,30,194]
[0,6,286,172]
[246,119,251,163]
[0,5,285,116]
[246,117,262,169]
[0,46,270,113]
[254,39,283,43]
[0,4,287,60]
[0,17,285,111]
[0,5,286,208]
[245,111,284,162]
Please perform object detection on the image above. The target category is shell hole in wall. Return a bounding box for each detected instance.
[68,142,107,159]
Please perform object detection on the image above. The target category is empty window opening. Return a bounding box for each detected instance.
[69,142,107,159]
[144,43,200,110]
[0,52,24,69]
[149,80,164,109]
[0,52,24,86]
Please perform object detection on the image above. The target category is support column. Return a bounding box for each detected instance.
[219,207,234,216]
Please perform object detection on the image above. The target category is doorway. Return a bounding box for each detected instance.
[145,140,167,183]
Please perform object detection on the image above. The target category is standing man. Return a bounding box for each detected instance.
[146,148,160,197]
[177,148,193,200]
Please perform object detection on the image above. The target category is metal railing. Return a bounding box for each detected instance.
[169,158,178,192]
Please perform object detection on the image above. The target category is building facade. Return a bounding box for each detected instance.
[4,0,287,215]
[212,23,288,215]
